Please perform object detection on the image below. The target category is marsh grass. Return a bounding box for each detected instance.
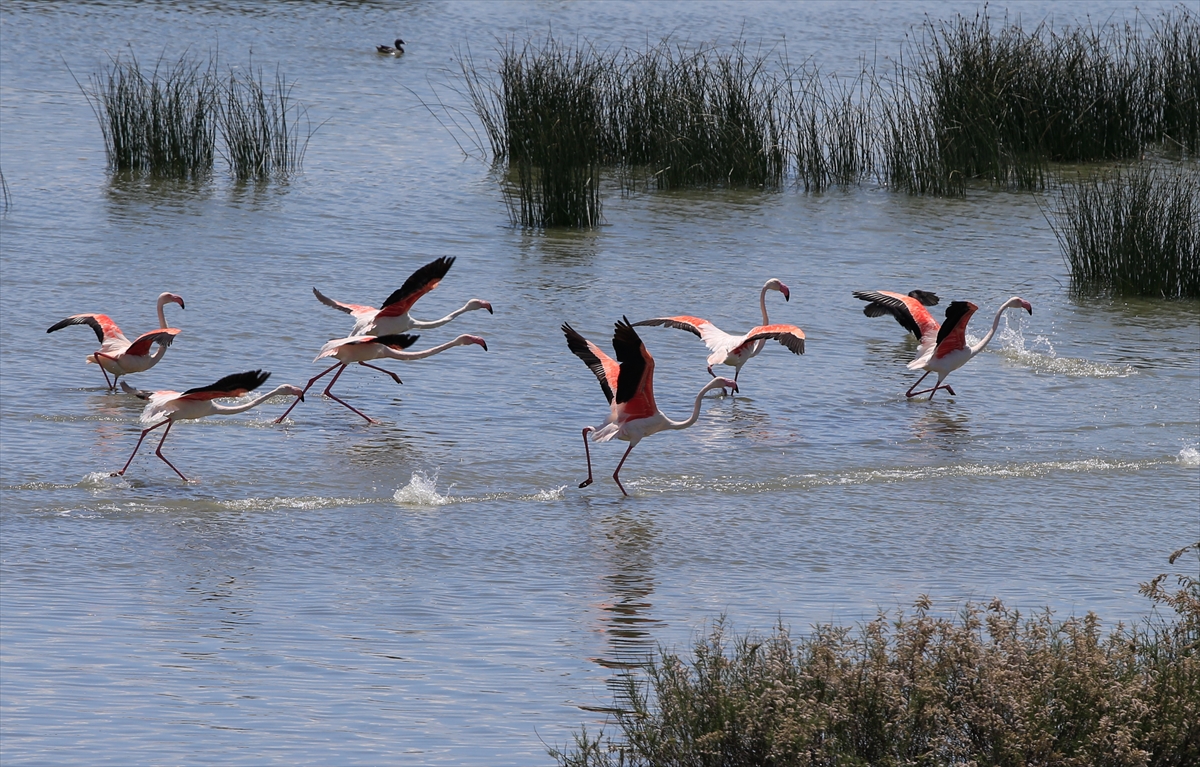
[1051,164,1199,299]
[80,52,310,180]
[465,38,603,227]
[220,66,312,180]
[552,546,1200,766]
[84,52,217,178]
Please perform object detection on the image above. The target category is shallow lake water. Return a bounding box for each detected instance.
[2,1,1197,764]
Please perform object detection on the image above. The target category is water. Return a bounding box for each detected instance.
[2,1,1197,763]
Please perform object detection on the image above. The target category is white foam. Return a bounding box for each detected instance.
[218,496,370,512]
[985,322,1137,378]
[393,470,454,506]
[529,485,567,501]
[1180,446,1200,467]
[79,471,129,489]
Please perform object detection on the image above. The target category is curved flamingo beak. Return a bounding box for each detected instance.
[172,294,185,309]
[481,300,494,315]
[1021,299,1033,314]
[779,284,790,301]
[468,336,488,351]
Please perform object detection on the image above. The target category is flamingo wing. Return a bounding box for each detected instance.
[179,370,271,401]
[124,328,181,357]
[739,324,806,355]
[373,333,420,350]
[119,380,154,399]
[908,290,940,307]
[563,323,617,404]
[612,317,656,419]
[376,256,455,318]
[853,290,940,341]
[934,301,978,358]
[47,313,127,344]
[313,288,377,319]
[631,315,710,338]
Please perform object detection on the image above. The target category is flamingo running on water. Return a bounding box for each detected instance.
[633,278,804,392]
[47,292,185,391]
[274,333,488,424]
[564,317,738,496]
[116,370,304,481]
[313,256,492,337]
[854,292,1033,400]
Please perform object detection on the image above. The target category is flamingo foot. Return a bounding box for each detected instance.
[578,478,593,489]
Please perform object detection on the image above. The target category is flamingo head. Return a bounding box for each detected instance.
[468,299,494,315]
[712,377,738,394]
[158,292,186,310]
[765,278,790,301]
[458,334,488,351]
[279,384,305,402]
[1012,297,1033,315]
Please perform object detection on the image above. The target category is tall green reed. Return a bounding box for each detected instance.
[1051,164,1199,299]
[84,53,217,178]
[219,66,311,180]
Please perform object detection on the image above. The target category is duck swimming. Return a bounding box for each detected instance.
[376,38,405,55]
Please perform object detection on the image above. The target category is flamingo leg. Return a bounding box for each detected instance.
[93,352,117,391]
[358,361,402,385]
[612,442,636,497]
[908,380,957,400]
[274,362,340,423]
[115,419,169,476]
[153,420,189,481]
[905,371,932,398]
[579,427,595,488]
[323,364,378,424]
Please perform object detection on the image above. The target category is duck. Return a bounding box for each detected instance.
[376,38,405,56]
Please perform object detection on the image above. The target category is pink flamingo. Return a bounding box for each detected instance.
[116,370,304,481]
[854,293,1032,399]
[313,256,492,336]
[564,317,738,496]
[47,292,185,390]
[275,333,488,424]
[633,278,804,391]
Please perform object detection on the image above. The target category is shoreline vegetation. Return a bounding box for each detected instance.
[77,52,312,181]
[460,7,1199,299]
[552,545,1200,767]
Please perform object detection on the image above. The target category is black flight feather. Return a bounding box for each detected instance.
[381,256,455,310]
[563,323,613,404]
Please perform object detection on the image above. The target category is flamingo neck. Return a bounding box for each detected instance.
[970,300,1015,357]
[210,386,295,415]
[665,378,726,431]
[408,303,473,330]
[759,283,771,325]
[382,337,467,360]
[157,296,170,328]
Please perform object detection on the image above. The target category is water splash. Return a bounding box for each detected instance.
[393,470,454,506]
[1180,445,1200,467]
[529,486,567,501]
[219,496,372,511]
[79,471,129,489]
[980,321,1138,378]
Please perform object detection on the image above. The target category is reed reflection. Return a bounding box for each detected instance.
[589,511,663,675]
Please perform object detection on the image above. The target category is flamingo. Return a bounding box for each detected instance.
[115,370,304,481]
[376,38,405,55]
[564,317,738,496]
[312,256,492,337]
[632,278,804,392]
[274,332,488,424]
[47,292,185,391]
[854,294,1032,400]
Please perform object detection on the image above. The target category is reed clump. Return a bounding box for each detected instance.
[552,547,1200,766]
[220,66,311,180]
[85,53,218,178]
[1051,164,1200,299]
[883,7,1200,193]
[82,52,310,180]
[616,42,788,190]
[465,37,603,227]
